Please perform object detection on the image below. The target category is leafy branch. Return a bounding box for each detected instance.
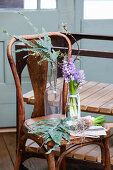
[28,117,73,154]
[2,12,60,67]
[28,115,106,154]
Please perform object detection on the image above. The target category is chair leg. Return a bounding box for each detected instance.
[100,142,106,168]
[103,137,111,170]
[47,152,56,170]
[47,146,55,170]
[14,145,23,170]
[60,145,66,170]
[14,135,27,170]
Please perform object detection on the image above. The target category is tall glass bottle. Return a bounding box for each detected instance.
[44,64,62,120]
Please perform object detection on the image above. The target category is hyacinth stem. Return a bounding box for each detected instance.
[71,97,77,117]
[69,80,78,117]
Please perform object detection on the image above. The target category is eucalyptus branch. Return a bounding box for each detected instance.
[28,116,106,154]
[17,11,41,39]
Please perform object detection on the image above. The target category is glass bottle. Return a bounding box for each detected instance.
[65,91,80,119]
[44,64,62,120]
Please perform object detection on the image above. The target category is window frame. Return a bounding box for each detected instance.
[84,0,113,19]
[0,0,57,10]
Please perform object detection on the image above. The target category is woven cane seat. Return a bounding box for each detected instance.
[23,116,110,147]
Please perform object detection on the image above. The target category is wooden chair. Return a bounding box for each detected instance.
[7,32,111,170]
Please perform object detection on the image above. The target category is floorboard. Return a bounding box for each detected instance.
[0,133,14,170]
[3,133,16,165]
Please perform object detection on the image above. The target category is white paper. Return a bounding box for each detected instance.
[70,125,107,138]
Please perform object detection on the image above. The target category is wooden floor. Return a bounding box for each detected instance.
[0,133,16,170]
[1,132,113,170]
[0,132,48,170]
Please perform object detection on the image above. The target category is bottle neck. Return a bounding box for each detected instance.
[50,63,57,89]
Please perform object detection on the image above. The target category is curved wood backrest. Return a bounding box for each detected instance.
[27,51,48,118]
[7,32,72,138]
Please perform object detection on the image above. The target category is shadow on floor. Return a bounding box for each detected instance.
[22,158,103,170]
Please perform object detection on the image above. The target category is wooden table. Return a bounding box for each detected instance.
[23,77,113,116]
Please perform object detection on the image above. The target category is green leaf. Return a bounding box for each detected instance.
[37,57,48,64]
[58,124,70,134]
[23,53,35,59]
[28,126,52,134]
[49,129,63,145]
[14,48,36,53]
[94,115,106,121]
[46,144,59,154]
[42,136,52,145]
[29,119,58,126]
[2,30,37,49]
[62,132,70,143]
[93,115,106,125]
[30,124,53,131]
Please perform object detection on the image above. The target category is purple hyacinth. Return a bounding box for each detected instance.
[62,58,85,87]
[77,70,85,85]
[63,58,85,118]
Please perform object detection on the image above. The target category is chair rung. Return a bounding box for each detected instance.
[25,140,113,164]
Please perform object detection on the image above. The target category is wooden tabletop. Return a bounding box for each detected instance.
[23,77,113,116]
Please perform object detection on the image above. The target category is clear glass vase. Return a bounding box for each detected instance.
[44,64,62,120]
[65,92,80,119]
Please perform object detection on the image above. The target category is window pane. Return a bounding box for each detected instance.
[24,0,37,9]
[0,0,23,8]
[41,0,56,9]
[84,0,113,19]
